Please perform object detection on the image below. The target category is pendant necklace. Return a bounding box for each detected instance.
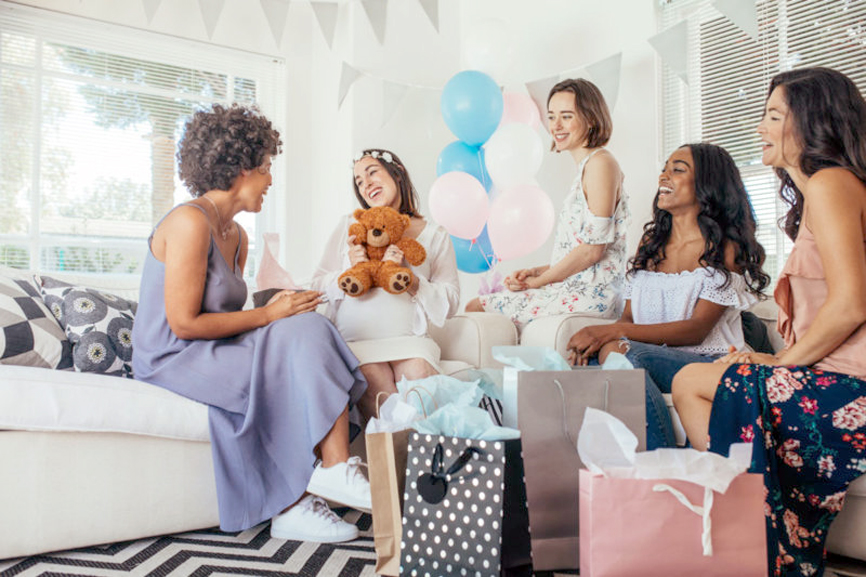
[202,195,231,241]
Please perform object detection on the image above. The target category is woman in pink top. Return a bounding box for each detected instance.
[673,67,866,577]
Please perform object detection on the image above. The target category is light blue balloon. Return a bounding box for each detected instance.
[436,141,492,192]
[441,70,503,146]
[451,227,495,274]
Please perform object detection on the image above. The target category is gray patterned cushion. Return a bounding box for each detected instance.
[38,275,137,378]
[0,273,72,369]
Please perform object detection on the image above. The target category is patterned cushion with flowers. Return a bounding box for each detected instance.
[37,275,137,378]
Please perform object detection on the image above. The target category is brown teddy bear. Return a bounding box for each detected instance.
[339,206,426,297]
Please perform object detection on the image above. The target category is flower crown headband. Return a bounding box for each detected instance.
[352,149,396,166]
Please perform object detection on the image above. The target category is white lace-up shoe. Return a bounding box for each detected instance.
[306,456,372,512]
[270,494,359,542]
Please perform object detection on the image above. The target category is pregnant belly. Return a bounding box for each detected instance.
[335,288,417,342]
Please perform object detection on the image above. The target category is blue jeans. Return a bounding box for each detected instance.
[621,340,719,449]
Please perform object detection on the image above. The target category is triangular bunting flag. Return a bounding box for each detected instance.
[525,75,558,129]
[360,0,388,45]
[712,0,759,41]
[142,0,162,24]
[417,0,439,32]
[198,0,226,39]
[311,2,339,50]
[648,20,689,84]
[338,62,362,108]
[381,80,408,127]
[586,52,622,111]
[260,0,291,48]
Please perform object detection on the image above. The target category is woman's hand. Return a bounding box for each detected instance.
[714,345,779,366]
[504,268,535,291]
[347,235,368,266]
[383,244,404,264]
[567,324,621,365]
[263,290,323,323]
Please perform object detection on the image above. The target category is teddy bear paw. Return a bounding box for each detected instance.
[340,275,365,296]
[389,271,411,293]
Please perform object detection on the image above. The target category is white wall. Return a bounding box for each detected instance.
[9,0,663,306]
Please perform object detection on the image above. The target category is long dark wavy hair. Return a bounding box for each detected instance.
[177,104,282,197]
[765,67,866,240]
[630,143,770,295]
[352,148,421,217]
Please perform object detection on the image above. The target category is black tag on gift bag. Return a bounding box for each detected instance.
[399,433,532,577]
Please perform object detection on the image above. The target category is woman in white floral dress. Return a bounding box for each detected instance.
[465,78,628,331]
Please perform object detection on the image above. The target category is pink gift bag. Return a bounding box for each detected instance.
[579,469,767,577]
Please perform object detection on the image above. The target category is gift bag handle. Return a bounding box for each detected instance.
[403,385,438,419]
[552,377,610,446]
[653,484,715,556]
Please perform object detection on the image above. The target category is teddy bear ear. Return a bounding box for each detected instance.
[353,208,367,221]
[401,213,410,227]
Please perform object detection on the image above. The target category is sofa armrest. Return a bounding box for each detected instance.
[429,313,518,369]
[519,314,616,359]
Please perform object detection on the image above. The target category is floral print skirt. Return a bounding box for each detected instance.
[708,364,866,576]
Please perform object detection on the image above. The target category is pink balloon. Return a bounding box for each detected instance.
[487,184,555,261]
[500,92,542,128]
[428,172,490,240]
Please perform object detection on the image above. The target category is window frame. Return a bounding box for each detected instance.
[0,3,287,282]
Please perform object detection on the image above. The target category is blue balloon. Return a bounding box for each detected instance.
[436,141,492,191]
[441,71,503,146]
[451,227,495,273]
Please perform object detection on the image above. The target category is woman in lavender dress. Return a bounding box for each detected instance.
[132,104,369,543]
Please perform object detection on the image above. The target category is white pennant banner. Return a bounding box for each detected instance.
[198,0,226,39]
[360,0,388,45]
[417,0,439,32]
[338,61,362,108]
[586,52,622,111]
[381,80,408,127]
[525,75,559,128]
[648,20,689,84]
[712,0,759,42]
[260,0,291,48]
[142,0,162,24]
[311,2,339,50]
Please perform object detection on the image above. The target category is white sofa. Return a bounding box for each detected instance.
[519,306,866,562]
[0,265,517,560]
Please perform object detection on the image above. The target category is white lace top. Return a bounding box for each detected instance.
[624,268,759,356]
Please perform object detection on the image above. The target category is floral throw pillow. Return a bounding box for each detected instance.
[37,275,137,378]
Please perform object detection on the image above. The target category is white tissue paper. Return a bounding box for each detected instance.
[578,407,751,491]
[364,393,420,434]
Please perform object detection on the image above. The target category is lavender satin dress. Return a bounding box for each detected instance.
[132,204,366,531]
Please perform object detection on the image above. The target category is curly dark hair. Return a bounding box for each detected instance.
[630,143,770,295]
[177,104,282,197]
[764,67,866,240]
[352,149,421,217]
[547,78,612,150]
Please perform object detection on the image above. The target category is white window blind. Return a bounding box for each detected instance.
[659,0,866,280]
[0,4,285,282]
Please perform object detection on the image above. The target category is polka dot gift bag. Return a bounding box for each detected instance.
[399,432,533,577]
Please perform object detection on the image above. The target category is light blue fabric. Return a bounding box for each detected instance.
[132,204,366,531]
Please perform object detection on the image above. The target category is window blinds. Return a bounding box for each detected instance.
[659,0,866,280]
[0,4,285,279]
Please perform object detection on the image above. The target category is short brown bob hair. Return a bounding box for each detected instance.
[547,78,612,150]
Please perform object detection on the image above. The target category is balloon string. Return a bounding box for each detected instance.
[470,236,497,270]
[475,147,491,192]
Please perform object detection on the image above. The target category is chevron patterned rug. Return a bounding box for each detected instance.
[0,510,375,577]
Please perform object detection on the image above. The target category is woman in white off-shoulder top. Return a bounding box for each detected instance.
[567,143,770,448]
[312,149,460,418]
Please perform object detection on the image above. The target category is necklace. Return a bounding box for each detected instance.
[202,195,232,241]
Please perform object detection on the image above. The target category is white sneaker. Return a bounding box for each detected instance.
[306,456,372,513]
[270,494,359,543]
